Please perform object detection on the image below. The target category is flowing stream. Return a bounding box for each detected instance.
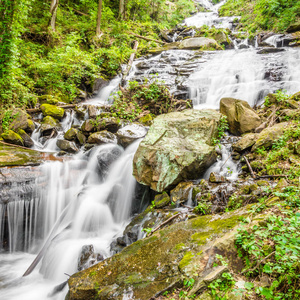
[0,0,300,299]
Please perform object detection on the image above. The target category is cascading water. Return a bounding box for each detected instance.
[0,141,141,299]
[1,0,300,299]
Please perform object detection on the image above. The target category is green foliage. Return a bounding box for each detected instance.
[208,272,235,299]
[0,0,194,109]
[110,79,190,121]
[1,110,19,132]
[236,201,300,299]
[212,115,228,145]
[219,0,300,33]
[193,201,211,215]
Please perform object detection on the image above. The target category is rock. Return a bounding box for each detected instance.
[1,130,24,146]
[252,122,289,151]
[26,119,35,133]
[78,245,104,271]
[40,116,60,135]
[64,128,79,141]
[209,172,226,183]
[17,129,34,148]
[88,105,99,118]
[179,37,219,50]
[56,139,79,153]
[76,131,86,145]
[133,109,221,192]
[116,124,147,147]
[92,78,109,94]
[81,119,95,133]
[220,98,261,136]
[170,182,194,204]
[40,104,65,119]
[287,22,300,33]
[67,207,248,300]
[96,144,123,177]
[75,105,87,119]
[8,108,30,131]
[96,117,121,133]
[232,133,259,152]
[257,48,285,54]
[290,91,300,101]
[0,144,44,167]
[87,131,117,145]
[153,192,171,208]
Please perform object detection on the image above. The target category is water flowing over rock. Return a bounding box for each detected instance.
[133,109,221,192]
[220,98,261,135]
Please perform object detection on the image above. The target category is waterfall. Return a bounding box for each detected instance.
[0,142,141,299]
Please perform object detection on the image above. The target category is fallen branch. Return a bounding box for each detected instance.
[128,32,166,44]
[244,155,256,179]
[150,213,181,235]
[241,251,275,274]
[220,153,232,171]
[0,140,41,152]
[122,40,139,83]
[257,174,288,179]
[26,104,76,114]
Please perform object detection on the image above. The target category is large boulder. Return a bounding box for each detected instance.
[1,130,24,146]
[40,116,60,135]
[67,207,248,300]
[87,131,117,145]
[220,98,261,135]
[40,104,65,120]
[179,37,219,50]
[252,122,289,151]
[116,124,147,147]
[8,108,30,131]
[56,139,79,153]
[232,133,259,152]
[133,109,221,192]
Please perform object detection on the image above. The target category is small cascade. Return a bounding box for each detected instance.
[203,135,240,180]
[184,0,237,29]
[85,75,121,105]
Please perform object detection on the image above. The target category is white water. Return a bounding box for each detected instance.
[0,142,140,300]
[1,0,300,299]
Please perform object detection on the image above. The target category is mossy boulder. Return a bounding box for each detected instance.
[8,108,30,132]
[1,130,24,146]
[133,109,221,192]
[76,131,86,145]
[40,116,60,135]
[87,131,117,145]
[81,119,95,133]
[232,133,258,152]
[17,129,34,148]
[40,104,65,119]
[67,207,249,300]
[153,192,171,208]
[290,91,300,101]
[64,128,79,141]
[179,37,220,50]
[26,119,35,133]
[0,143,44,167]
[56,139,79,153]
[220,98,261,136]
[251,122,289,151]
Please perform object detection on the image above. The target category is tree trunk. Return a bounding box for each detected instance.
[119,0,125,20]
[50,0,59,32]
[96,0,102,36]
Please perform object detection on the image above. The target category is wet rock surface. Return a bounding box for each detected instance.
[133,109,221,192]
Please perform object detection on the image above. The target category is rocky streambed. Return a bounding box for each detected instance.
[0,0,300,300]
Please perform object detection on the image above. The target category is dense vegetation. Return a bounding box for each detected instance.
[0,0,194,108]
[219,0,300,33]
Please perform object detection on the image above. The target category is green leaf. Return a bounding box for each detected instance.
[244,282,254,290]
